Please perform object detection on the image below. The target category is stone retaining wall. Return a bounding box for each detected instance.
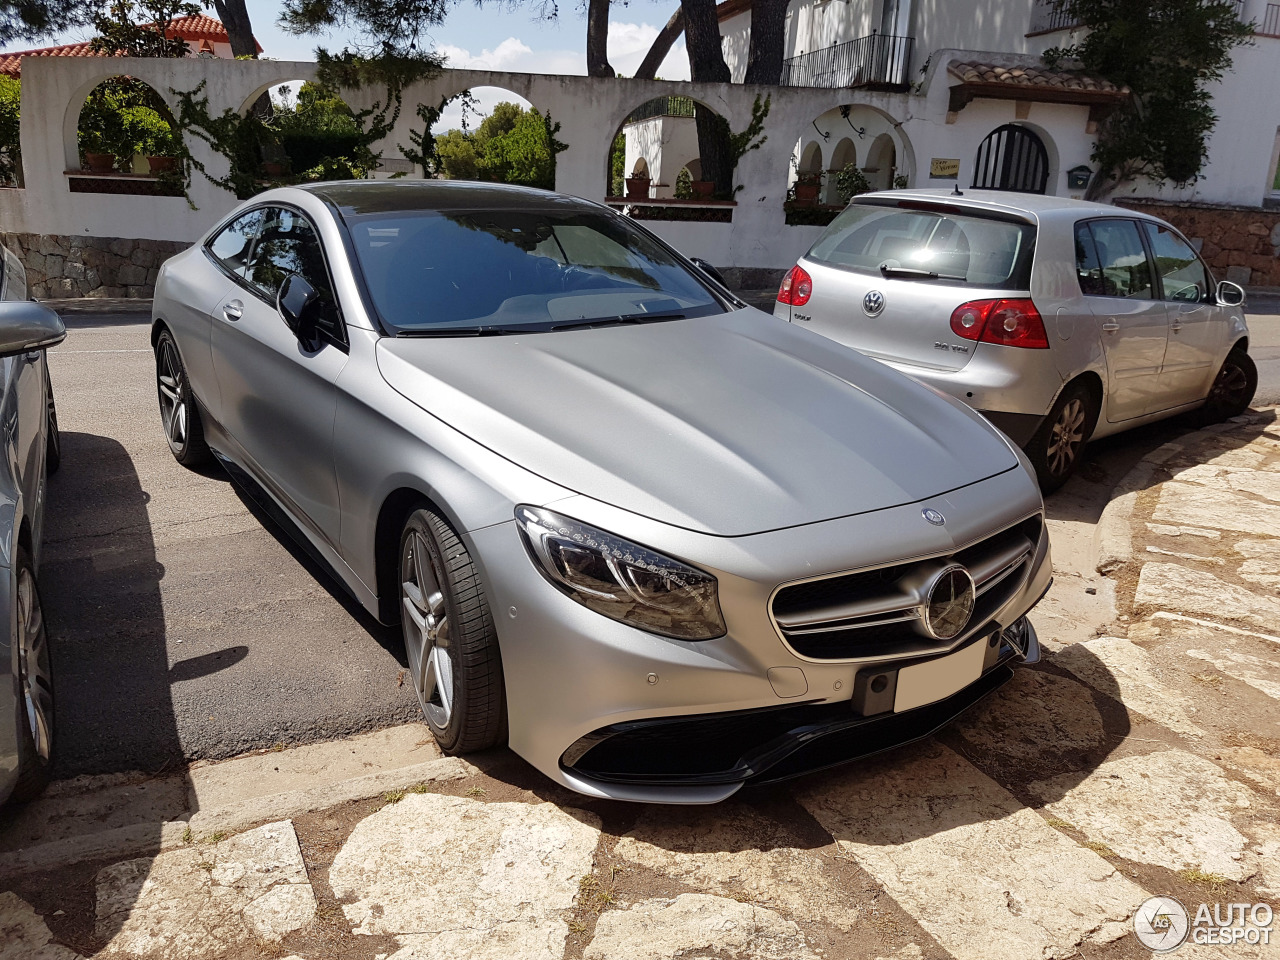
[1116,198,1280,287]
[0,232,186,299]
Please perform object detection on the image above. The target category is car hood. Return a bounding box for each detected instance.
[376,309,1019,536]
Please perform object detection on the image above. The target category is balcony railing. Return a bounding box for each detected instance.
[1028,0,1080,33]
[623,96,697,124]
[1262,2,1280,36]
[780,32,914,90]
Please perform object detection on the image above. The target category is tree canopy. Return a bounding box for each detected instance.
[1048,0,1252,195]
[433,101,567,190]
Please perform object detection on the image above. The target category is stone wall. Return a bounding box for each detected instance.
[0,232,187,299]
[1116,198,1280,289]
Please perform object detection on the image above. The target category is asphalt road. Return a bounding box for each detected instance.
[44,311,420,777]
[1245,295,1280,404]
[38,303,1279,780]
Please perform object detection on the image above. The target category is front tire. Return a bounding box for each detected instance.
[1202,348,1257,423]
[11,549,54,803]
[399,508,505,753]
[154,329,210,468]
[1025,382,1097,494]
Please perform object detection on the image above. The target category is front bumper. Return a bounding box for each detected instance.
[468,466,1051,803]
[560,617,1040,791]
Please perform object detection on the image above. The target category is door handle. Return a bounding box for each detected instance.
[1101,321,1120,333]
[222,300,243,322]
[1170,320,1183,332]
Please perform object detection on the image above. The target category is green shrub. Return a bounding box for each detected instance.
[835,163,872,202]
[0,76,19,185]
[674,166,693,199]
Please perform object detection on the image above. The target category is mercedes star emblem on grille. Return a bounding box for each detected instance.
[863,290,885,317]
[920,565,976,640]
[922,507,946,525]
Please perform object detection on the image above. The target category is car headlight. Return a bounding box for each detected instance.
[515,505,726,641]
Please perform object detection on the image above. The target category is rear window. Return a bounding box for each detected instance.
[806,201,1036,289]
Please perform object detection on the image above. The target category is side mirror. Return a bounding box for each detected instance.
[1217,279,1246,307]
[690,257,727,288]
[0,301,66,357]
[278,273,322,349]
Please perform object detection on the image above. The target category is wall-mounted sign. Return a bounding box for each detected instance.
[929,158,960,180]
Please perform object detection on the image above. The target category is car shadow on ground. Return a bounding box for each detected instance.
[2,431,192,951]
[1045,406,1278,525]
[215,458,405,664]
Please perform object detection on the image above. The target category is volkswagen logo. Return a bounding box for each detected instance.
[922,508,946,526]
[920,564,975,641]
[863,290,885,317]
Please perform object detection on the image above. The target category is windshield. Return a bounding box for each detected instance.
[341,206,727,334]
[807,201,1036,290]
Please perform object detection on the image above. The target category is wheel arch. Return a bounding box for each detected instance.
[374,486,436,625]
[1232,335,1249,354]
[1063,370,1104,435]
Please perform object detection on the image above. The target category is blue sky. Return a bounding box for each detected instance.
[5,0,689,79]
[4,0,690,129]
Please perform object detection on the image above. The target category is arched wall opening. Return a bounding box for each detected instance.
[607,95,729,201]
[76,76,180,177]
[425,86,561,190]
[789,103,913,209]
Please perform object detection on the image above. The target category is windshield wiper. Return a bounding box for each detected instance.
[879,264,967,281]
[550,311,686,332]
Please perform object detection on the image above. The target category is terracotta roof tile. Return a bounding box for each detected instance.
[0,16,259,76]
[948,58,1125,94]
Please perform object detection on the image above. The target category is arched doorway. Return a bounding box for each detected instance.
[971,124,1049,194]
[866,133,897,191]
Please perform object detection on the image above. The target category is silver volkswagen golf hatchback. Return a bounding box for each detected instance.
[775,190,1256,491]
[153,181,1051,802]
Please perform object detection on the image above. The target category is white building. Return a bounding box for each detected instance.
[621,0,1280,212]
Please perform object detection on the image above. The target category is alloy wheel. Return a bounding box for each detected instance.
[401,531,455,729]
[1046,398,1085,477]
[16,566,52,763]
[1209,361,1250,409]
[157,339,188,450]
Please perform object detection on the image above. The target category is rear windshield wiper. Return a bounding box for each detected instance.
[879,264,967,281]
[550,311,686,332]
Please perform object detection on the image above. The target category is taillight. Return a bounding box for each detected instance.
[949,299,1049,349]
[777,265,812,306]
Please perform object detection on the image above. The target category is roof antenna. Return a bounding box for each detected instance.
[952,183,964,196]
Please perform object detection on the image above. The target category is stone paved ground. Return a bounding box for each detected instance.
[5,412,1280,959]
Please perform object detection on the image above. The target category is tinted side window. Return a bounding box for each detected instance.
[245,207,343,341]
[1082,220,1153,300]
[1074,222,1104,296]
[1141,222,1212,302]
[208,209,267,277]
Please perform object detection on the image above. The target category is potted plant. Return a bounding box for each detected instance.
[793,172,822,204]
[691,179,715,199]
[142,121,181,174]
[625,170,651,199]
[80,127,118,174]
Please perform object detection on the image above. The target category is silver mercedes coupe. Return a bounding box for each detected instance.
[153,181,1052,803]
